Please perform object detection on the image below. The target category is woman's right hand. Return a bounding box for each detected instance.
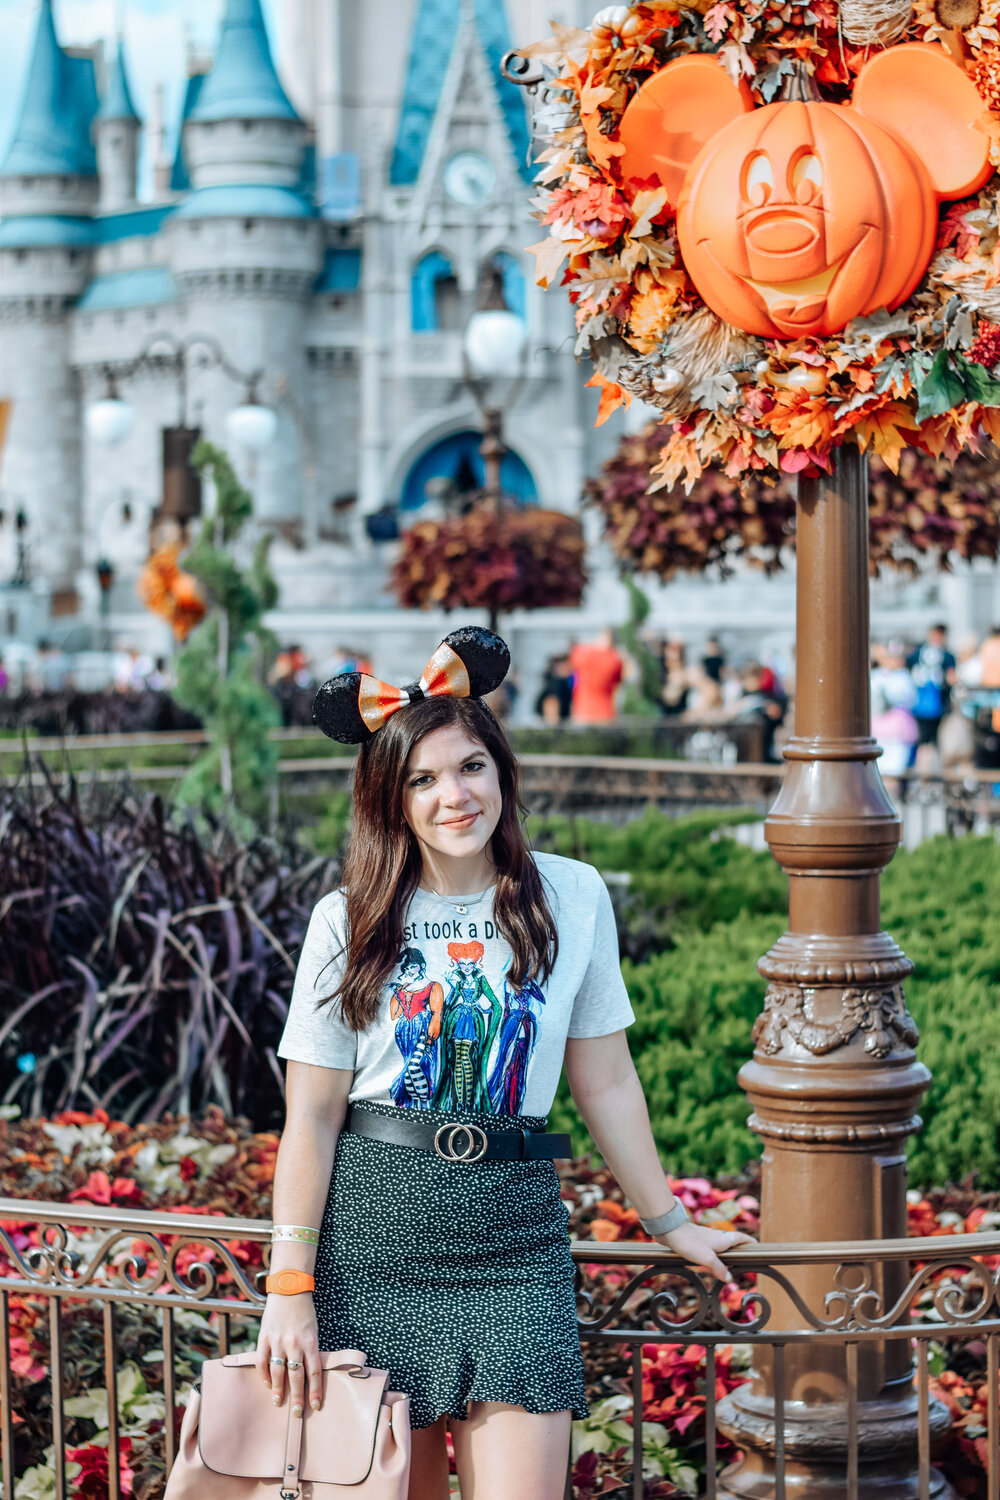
[255,1293,324,1417]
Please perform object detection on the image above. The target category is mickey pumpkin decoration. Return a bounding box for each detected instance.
[617,44,992,339]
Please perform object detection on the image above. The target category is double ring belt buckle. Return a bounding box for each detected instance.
[433,1122,488,1163]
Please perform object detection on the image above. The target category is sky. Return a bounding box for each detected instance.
[0,0,280,197]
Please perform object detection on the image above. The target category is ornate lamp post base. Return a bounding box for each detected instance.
[717,1376,954,1499]
[714,446,951,1498]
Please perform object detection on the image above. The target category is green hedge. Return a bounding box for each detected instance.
[539,812,1000,1191]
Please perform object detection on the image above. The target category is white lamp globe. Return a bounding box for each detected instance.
[464,309,527,380]
[86,398,134,447]
[225,402,278,453]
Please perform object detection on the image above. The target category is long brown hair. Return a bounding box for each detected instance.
[329,695,557,1030]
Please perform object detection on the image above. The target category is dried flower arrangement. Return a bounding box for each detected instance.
[523,3,1000,487]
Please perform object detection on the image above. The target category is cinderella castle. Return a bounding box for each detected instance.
[0,0,993,692]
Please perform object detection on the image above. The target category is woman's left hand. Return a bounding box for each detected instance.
[656,1222,756,1282]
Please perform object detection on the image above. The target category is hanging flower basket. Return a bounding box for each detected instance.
[391,504,587,616]
[586,426,1000,576]
[522,3,1000,487]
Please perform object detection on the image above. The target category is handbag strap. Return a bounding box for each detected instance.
[279,1405,304,1500]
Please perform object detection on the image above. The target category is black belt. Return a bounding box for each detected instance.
[345,1105,572,1164]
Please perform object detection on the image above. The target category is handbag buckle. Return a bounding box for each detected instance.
[433,1122,488,1162]
[279,1490,300,1499]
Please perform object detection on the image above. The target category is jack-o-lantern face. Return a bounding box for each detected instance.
[617,45,992,340]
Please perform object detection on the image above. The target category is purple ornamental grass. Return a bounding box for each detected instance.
[0,772,338,1127]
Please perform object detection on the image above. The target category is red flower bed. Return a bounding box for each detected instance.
[3,1110,1000,1497]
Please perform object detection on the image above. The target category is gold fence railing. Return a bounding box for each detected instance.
[2,1198,1000,1500]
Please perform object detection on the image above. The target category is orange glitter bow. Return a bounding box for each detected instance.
[357,641,472,734]
[312,627,511,744]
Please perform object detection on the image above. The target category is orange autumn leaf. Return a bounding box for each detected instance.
[768,396,837,452]
[590,1218,622,1241]
[628,185,669,239]
[526,237,571,288]
[579,75,625,173]
[587,371,632,426]
[855,402,919,472]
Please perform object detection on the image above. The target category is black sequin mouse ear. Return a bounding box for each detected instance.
[312,672,373,744]
[311,627,512,744]
[439,627,511,698]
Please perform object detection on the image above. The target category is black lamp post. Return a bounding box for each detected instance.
[84,333,276,529]
[11,509,29,588]
[95,558,115,651]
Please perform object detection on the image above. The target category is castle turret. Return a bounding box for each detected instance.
[183,0,305,190]
[0,0,98,601]
[0,0,99,219]
[95,41,141,211]
[167,0,321,530]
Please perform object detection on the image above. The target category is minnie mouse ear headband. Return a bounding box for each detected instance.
[312,627,511,744]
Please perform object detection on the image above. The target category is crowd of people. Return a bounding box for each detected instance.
[535,620,1000,772]
[0,643,176,698]
[871,622,1000,777]
[2,622,999,773]
[535,628,790,756]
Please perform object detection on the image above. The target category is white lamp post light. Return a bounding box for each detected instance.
[85,394,134,448]
[463,307,527,381]
[225,400,278,453]
[462,264,529,508]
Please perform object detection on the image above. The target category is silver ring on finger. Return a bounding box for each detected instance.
[269,1357,286,1366]
[286,1359,302,1370]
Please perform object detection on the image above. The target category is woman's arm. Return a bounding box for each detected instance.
[255,1060,353,1415]
[564,1031,753,1281]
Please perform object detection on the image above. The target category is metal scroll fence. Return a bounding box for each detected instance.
[2,1198,1000,1499]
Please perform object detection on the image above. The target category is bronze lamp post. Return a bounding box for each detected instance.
[501,27,957,1494]
[714,445,950,1497]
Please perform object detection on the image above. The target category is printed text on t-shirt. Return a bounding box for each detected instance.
[403,919,497,942]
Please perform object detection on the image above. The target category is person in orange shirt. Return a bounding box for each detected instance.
[568,628,624,723]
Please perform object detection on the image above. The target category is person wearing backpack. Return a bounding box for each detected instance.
[907,623,957,770]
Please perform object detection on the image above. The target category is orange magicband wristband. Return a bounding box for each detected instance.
[264,1270,316,1296]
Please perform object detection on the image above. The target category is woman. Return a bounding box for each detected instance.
[259,628,753,1500]
[388,947,443,1107]
[659,637,690,717]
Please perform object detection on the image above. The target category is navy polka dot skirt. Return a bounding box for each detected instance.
[312,1099,589,1429]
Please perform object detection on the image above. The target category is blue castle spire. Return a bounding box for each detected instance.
[97,40,141,123]
[189,0,300,124]
[1,0,98,177]
[390,0,531,186]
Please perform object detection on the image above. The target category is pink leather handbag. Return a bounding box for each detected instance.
[163,1349,411,1500]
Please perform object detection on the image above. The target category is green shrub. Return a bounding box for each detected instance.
[548,911,783,1177]
[881,836,1000,1188]
[542,812,1000,1191]
[531,806,786,961]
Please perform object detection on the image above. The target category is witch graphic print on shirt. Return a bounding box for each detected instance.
[278,854,638,1119]
[388,938,547,1115]
[387,948,444,1107]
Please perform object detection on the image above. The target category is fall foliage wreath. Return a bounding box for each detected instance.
[523,2,1000,487]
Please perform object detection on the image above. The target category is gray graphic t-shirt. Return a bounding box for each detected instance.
[277,852,634,1118]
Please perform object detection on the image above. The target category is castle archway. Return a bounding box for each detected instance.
[399,429,537,511]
